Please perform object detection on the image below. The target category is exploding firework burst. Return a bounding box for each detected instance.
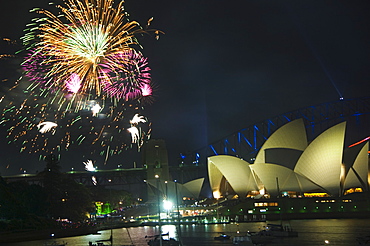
[0,0,158,163]
[1,90,151,161]
[22,0,157,108]
[101,49,152,100]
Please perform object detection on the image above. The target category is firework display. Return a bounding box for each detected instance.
[101,49,152,100]
[0,0,158,164]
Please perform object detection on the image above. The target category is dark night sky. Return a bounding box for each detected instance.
[0,0,369,175]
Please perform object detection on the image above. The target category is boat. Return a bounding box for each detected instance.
[89,228,136,246]
[146,237,180,246]
[214,233,231,240]
[249,232,275,245]
[233,234,254,245]
[146,233,180,246]
[357,235,370,245]
[88,243,109,246]
[258,223,298,237]
[44,241,67,246]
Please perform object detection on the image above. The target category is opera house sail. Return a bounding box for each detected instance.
[208,119,369,199]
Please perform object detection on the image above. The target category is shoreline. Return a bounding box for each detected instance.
[3,215,370,244]
[0,227,99,243]
[0,221,143,244]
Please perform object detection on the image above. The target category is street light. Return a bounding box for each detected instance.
[174,180,183,246]
[155,175,162,246]
[163,200,173,211]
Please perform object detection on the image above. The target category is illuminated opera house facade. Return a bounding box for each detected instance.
[208,119,369,220]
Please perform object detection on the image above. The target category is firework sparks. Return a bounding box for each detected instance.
[1,93,151,157]
[65,73,81,94]
[0,0,157,162]
[22,0,156,108]
[130,114,146,125]
[37,121,58,134]
[92,176,97,185]
[91,103,102,116]
[141,84,153,97]
[84,160,96,171]
[127,113,148,145]
[128,126,140,143]
[101,50,152,100]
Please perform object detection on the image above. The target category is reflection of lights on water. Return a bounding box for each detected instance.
[161,225,177,239]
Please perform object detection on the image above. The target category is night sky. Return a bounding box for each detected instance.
[0,0,369,175]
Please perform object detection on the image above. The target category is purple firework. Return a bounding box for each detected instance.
[22,49,54,88]
[100,49,152,100]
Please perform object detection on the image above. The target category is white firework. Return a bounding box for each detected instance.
[127,126,139,143]
[91,103,102,116]
[37,121,58,134]
[83,160,96,171]
[92,176,97,186]
[130,114,146,125]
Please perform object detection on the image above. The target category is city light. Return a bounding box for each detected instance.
[163,200,173,210]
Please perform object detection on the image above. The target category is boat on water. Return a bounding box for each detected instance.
[357,235,370,245]
[232,234,254,245]
[260,223,298,237]
[88,228,136,246]
[146,233,180,246]
[88,241,135,246]
[88,243,109,246]
[214,233,231,240]
[44,241,67,246]
[147,237,179,246]
[235,223,297,245]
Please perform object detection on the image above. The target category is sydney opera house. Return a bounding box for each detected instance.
[208,119,369,220]
[208,119,370,221]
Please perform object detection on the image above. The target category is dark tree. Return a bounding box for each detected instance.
[37,154,94,221]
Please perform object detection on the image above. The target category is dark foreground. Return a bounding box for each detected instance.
[2,219,370,246]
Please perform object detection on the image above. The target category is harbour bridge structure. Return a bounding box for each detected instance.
[181,97,370,169]
[4,97,370,194]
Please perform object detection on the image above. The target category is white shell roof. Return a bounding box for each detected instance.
[254,119,307,164]
[343,142,369,191]
[208,155,257,198]
[294,122,346,195]
[250,163,322,195]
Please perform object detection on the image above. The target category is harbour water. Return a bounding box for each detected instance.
[2,218,370,246]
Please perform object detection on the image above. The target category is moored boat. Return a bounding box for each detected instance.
[233,234,254,245]
[357,235,370,245]
[214,233,231,240]
[146,233,180,246]
[260,223,298,237]
[44,241,67,246]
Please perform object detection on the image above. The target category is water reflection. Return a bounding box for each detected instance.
[161,224,178,239]
[2,219,370,246]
